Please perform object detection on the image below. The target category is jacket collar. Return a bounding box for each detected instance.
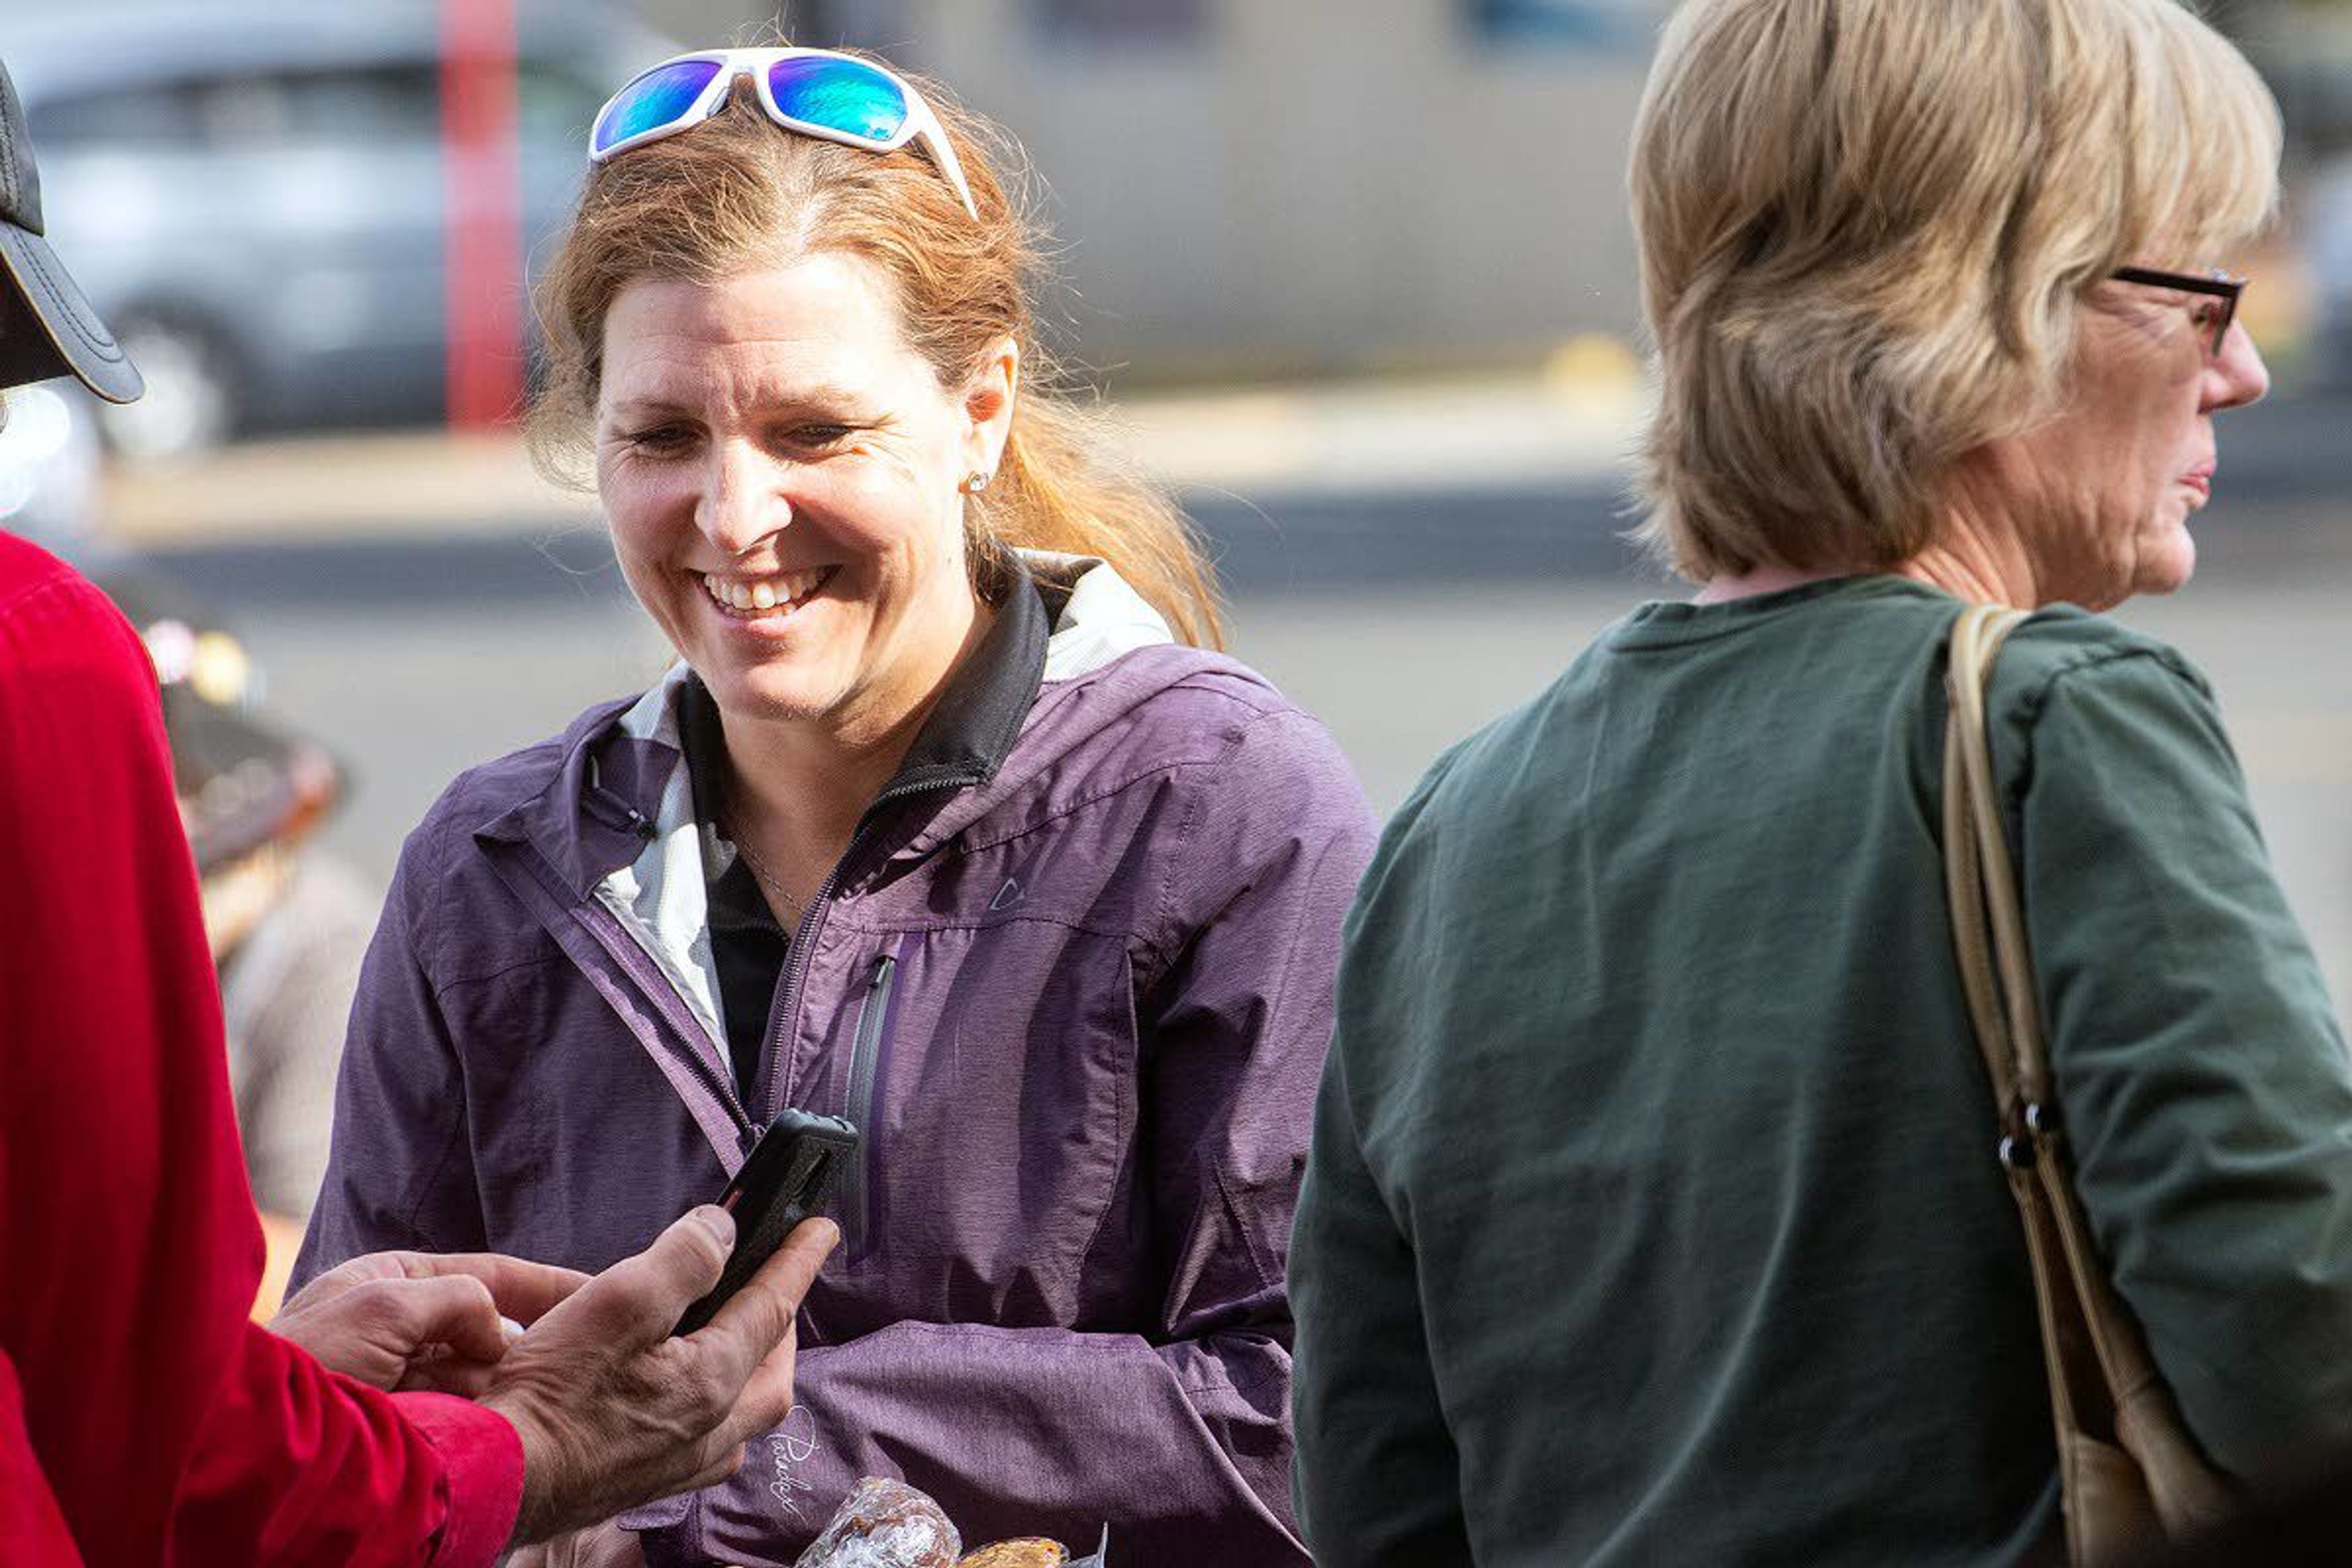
[864,558,1050,810]
[467,693,644,892]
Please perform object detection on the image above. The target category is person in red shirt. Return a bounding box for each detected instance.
[0,55,837,1566]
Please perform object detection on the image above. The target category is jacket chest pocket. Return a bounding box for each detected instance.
[823,922,1139,1329]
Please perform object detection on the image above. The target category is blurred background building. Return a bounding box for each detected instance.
[728,0,1660,382]
[1,0,1670,461]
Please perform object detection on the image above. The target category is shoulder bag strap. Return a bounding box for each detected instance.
[1942,603,2236,1551]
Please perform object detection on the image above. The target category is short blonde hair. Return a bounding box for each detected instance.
[1630,0,2282,581]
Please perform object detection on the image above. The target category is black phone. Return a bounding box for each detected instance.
[673,1108,860,1336]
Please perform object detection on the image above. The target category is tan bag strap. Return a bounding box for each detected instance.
[1947,597,2041,1104]
[1944,606,2152,1388]
[1942,604,2034,1123]
[1942,603,2234,1551]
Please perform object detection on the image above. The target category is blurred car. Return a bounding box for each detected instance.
[6,2,671,459]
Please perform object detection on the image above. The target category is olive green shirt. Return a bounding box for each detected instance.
[1292,576,2352,1566]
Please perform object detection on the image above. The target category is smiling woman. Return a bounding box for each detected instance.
[593,258,1008,749]
[293,45,1371,1568]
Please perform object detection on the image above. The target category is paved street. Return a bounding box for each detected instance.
[144,451,2352,1023]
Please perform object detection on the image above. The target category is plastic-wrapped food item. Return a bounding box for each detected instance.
[956,1542,1068,1567]
[793,1477,962,1568]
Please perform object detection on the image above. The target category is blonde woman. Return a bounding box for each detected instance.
[296,48,1371,1567]
[1292,1,2346,1561]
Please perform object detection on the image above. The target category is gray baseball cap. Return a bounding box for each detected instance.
[0,55,142,402]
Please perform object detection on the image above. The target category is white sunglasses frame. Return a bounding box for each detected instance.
[590,47,980,221]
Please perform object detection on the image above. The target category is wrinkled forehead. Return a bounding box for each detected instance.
[597,257,933,409]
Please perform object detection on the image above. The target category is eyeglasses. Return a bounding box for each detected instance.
[2109,265,2247,354]
[590,48,979,221]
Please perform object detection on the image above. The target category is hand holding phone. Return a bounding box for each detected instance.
[674,1108,859,1336]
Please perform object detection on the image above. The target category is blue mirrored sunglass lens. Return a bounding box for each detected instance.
[595,59,725,153]
[766,57,910,144]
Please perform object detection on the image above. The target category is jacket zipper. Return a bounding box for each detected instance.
[569,894,762,1155]
[837,951,897,1259]
[753,774,970,1128]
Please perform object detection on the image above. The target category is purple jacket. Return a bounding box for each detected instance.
[294,559,1376,1566]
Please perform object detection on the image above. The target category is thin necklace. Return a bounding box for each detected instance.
[725,824,803,929]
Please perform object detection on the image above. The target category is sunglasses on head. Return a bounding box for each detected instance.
[590,47,979,221]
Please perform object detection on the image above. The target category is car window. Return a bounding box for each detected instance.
[36,56,629,157]
[195,65,441,148]
[29,82,205,148]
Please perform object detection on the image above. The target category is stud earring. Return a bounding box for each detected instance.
[960,470,992,495]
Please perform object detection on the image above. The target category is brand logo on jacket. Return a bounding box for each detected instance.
[767,1404,821,1524]
[990,876,1026,911]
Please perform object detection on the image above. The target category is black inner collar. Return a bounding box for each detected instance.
[678,564,1050,837]
[674,568,1053,1107]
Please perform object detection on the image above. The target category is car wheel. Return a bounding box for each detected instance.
[97,315,241,462]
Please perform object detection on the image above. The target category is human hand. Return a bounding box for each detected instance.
[270,1250,590,1396]
[480,1205,839,1547]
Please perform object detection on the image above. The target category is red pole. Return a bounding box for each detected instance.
[439,0,524,430]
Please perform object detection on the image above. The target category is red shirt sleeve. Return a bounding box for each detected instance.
[1,1351,81,1564]
[0,535,521,1566]
[176,1330,524,1566]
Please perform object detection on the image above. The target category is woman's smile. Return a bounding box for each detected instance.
[695,565,839,620]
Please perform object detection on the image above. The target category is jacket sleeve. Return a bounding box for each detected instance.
[1,1350,80,1562]
[2010,647,2352,1480]
[178,1333,525,1567]
[640,703,1376,1568]
[7,1313,526,1568]
[0,545,519,1566]
[1286,762,1475,1566]
[293,837,487,1291]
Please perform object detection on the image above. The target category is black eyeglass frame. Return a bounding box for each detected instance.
[2109,265,2247,353]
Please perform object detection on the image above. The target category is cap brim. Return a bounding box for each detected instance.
[0,219,143,404]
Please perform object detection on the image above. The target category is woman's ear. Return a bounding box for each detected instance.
[962,336,1020,475]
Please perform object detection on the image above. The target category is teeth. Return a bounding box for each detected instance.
[702,568,827,615]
